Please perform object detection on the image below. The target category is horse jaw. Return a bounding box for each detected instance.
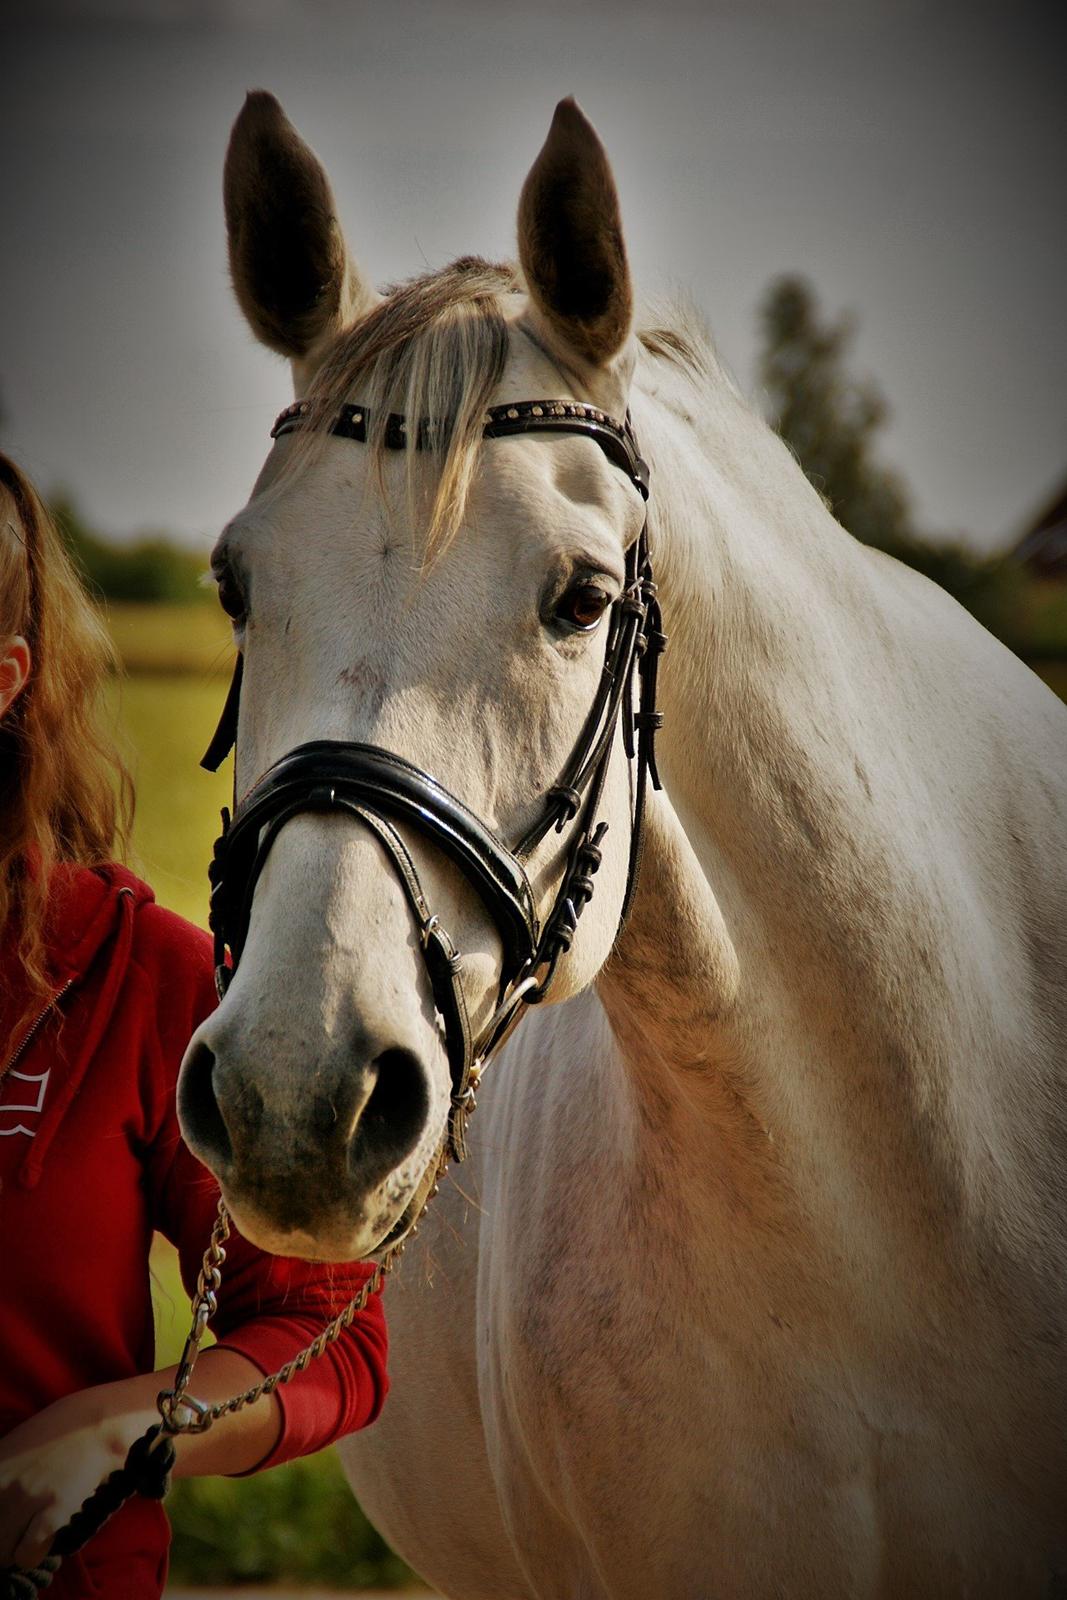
[599,781,741,1067]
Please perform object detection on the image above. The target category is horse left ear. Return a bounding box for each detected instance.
[518,99,633,370]
[224,90,376,362]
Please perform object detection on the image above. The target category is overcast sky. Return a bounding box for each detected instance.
[1,0,1063,556]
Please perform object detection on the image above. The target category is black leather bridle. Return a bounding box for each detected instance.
[201,397,665,1163]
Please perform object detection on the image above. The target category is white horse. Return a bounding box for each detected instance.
[180,91,1067,1597]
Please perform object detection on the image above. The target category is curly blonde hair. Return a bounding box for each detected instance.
[0,452,132,1031]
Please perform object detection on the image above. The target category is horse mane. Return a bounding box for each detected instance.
[637,307,717,386]
[296,255,718,558]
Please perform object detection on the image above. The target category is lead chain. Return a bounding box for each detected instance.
[157,1147,450,1440]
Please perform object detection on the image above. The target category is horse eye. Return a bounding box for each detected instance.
[217,575,244,620]
[215,568,246,623]
[554,582,611,632]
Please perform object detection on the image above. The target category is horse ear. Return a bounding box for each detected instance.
[518,98,633,369]
[224,90,375,360]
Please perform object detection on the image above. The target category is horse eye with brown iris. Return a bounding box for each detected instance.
[215,568,246,624]
[554,581,611,632]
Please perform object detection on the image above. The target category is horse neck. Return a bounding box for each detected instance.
[624,346,911,1015]
[599,344,1045,1242]
[632,348,877,817]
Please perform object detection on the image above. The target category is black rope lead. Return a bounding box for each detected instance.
[0,1424,175,1599]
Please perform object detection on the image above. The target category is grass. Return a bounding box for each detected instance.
[104,601,236,928]
[109,673,234,930]
[106,600,233,676]
[167,1453,418,1590]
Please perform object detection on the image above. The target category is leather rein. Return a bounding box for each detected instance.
[201,396,666,1165]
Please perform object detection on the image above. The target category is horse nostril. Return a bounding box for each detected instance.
[177,1039,233,1173]
[349,1047,429,1181]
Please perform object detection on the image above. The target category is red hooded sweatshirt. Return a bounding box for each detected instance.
[0,864,388,1599]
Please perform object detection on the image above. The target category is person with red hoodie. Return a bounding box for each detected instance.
[0,452,389,1598]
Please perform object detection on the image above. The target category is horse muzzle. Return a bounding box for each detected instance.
[177,979,443,1258]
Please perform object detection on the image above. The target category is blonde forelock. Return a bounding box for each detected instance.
[300,258,519,559]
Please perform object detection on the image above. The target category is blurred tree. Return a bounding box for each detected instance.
[755,276,1064,660]
[759,275,914,550]
[51,492,207,604]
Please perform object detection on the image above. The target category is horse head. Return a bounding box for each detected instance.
[178,92,656,1260]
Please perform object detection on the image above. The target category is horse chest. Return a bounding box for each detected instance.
[356,1226,1066,1600]
[346,1008,1067,1600]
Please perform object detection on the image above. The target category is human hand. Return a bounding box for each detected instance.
[0,1409,129,1569]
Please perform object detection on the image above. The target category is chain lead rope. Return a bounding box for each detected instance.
[1,1151,449,1599]
[160,1153,444,1433]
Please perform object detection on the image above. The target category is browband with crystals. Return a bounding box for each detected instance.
[271,398,650,501]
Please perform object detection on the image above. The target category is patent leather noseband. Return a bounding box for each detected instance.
[202,397,665,1162]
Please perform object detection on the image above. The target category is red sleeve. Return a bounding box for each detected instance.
[157,1141,389,1472]
[136,905,389,1471]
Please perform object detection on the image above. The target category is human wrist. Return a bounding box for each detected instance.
[94,1402,160,1466]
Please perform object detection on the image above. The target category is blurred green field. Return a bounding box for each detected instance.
[105,601,236,928]
[110,673,233,930]
[107,600,233,676]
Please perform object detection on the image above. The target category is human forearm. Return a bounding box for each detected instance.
[0,1349,281,1568]
[0,1348,281,1481]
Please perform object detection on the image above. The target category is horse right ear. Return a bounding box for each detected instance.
[224,91,376,361]
[518,98,633,372]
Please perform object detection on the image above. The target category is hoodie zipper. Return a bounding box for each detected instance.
[1,980,74,1083]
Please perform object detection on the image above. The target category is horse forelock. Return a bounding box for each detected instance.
[294,257,518,558]
[286,258,724,560]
